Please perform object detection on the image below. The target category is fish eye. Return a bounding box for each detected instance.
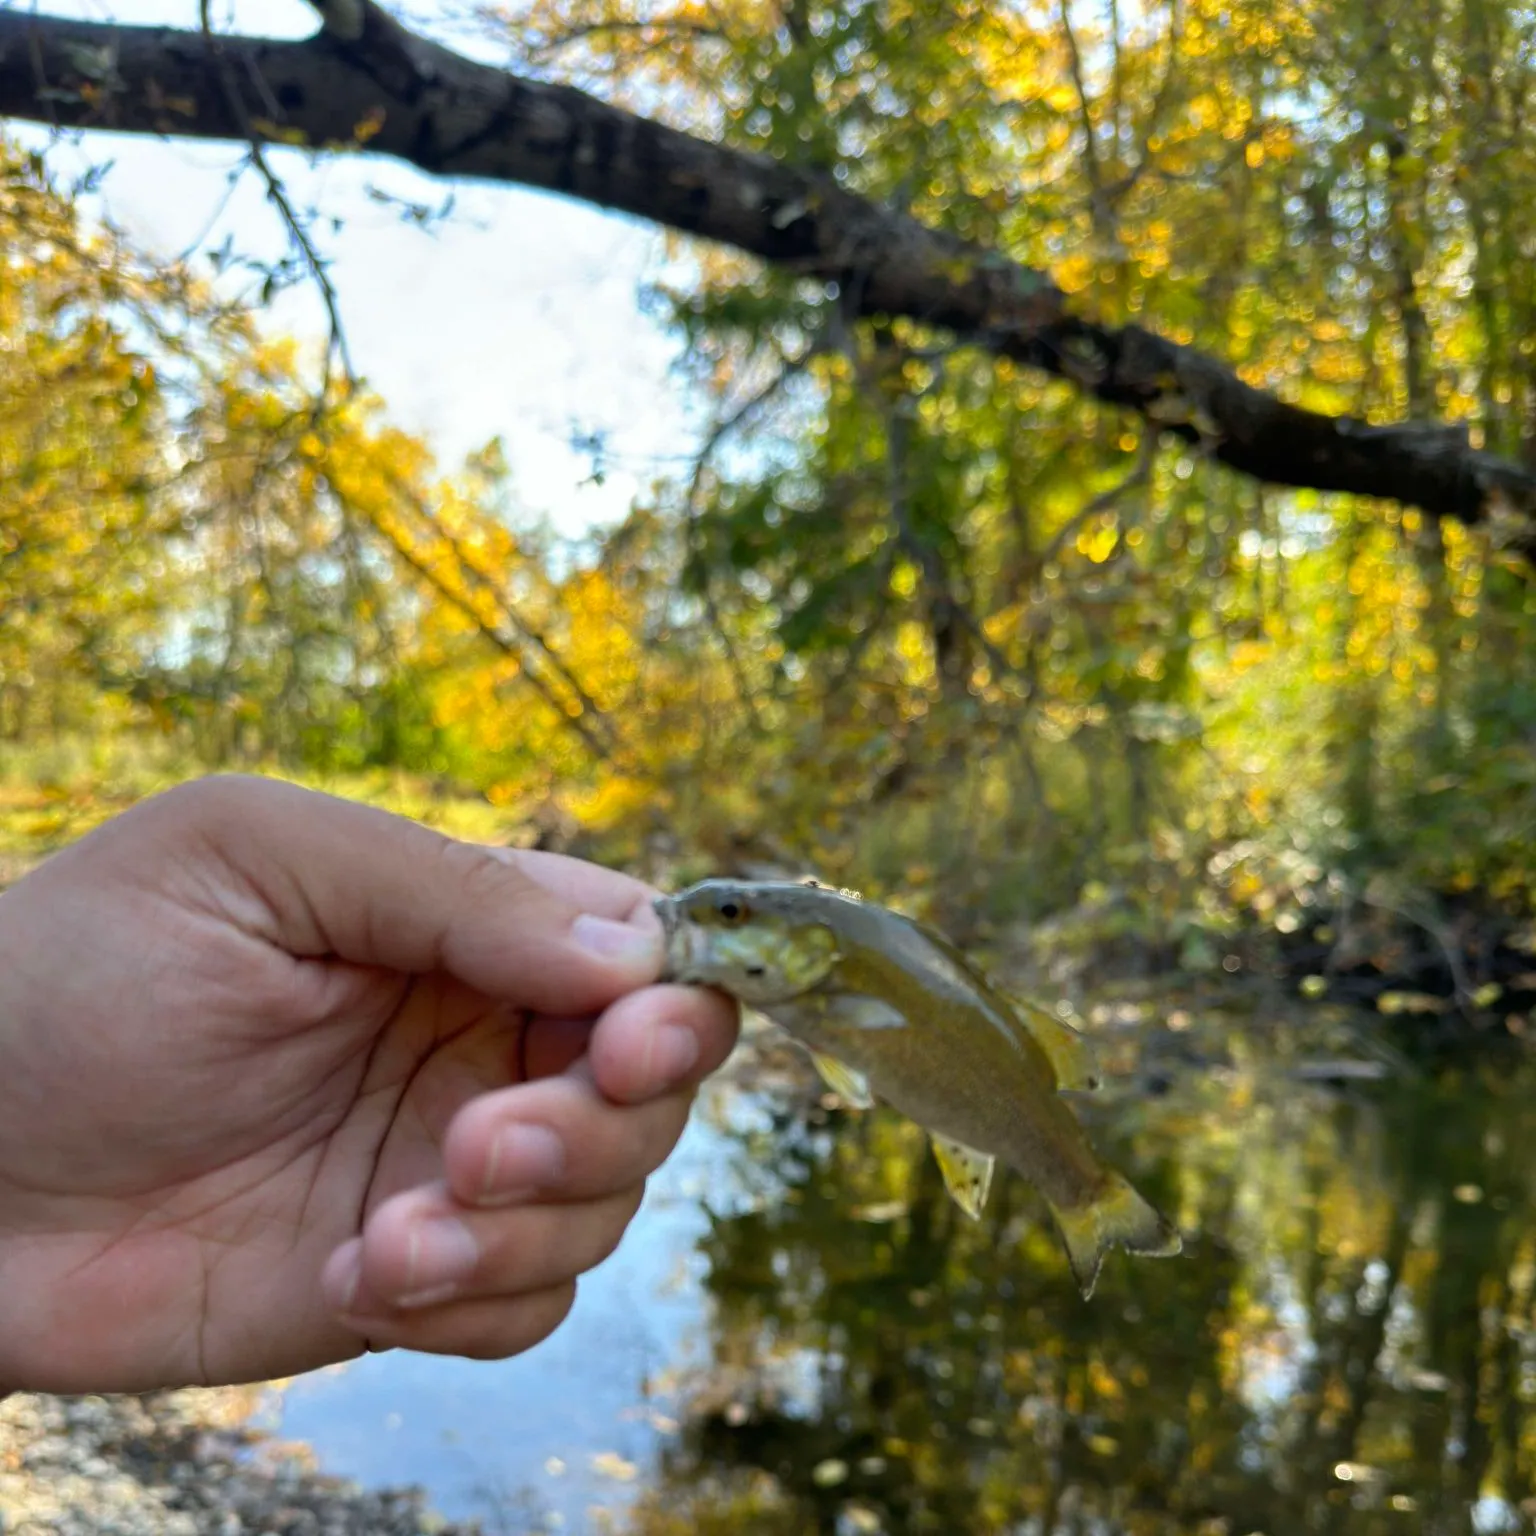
[717,897,749,925]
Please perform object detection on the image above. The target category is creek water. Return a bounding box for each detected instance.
[271,998,1536,1534]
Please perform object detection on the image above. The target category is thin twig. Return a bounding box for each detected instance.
[383,521,616,763]
[175,165,245,266]
[199,0,354,403]
[248,144,356,398]
[369,505,619,764]
[526,17,726,66]
[1101,0,1186,206]
[681,353,812,731]
[1036,431,1157,571]
[1058,0,1106,203]
[372,462,621,756]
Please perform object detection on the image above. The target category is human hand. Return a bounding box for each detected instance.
[0,776,737,1392]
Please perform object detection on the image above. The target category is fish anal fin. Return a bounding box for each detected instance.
[809,1050,874,1109]
[1017,1002,1102,1091]
[1048,1173,1182,1300]
[931,1135,995,1219]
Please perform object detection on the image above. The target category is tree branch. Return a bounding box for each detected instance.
[198,0,354,396]
[1,4,1533,542]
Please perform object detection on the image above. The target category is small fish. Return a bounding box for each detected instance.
[655,878,1181,1298]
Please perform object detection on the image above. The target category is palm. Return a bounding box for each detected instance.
[0,778,736,1395]
[0,930,546,1386]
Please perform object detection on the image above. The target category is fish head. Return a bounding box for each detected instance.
[655,878,841,1005]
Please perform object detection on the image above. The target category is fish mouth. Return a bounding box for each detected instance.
[652,895,700,984]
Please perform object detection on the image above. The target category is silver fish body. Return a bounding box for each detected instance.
[655,877,1181,1297]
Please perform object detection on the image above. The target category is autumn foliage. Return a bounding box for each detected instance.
[2,0,1535,973]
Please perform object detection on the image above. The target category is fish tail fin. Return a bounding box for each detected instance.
[1048,1173,1182,1300]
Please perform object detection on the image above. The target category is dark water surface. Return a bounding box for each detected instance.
[273,998,1536,1534]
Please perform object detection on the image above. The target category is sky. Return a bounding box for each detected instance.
[23,0,704,535]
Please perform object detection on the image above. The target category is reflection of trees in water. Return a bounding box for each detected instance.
[624,1025,1536,1534]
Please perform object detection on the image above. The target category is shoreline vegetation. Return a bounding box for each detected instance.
[2,751,1531,1055]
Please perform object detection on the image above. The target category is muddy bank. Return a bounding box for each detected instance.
[0,1388,480,1536]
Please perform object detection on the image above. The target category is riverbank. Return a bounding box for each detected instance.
[0,1387,480,1536]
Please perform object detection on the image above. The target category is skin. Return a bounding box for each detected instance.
[658,880,1155,1216]
[0,776,738,1394]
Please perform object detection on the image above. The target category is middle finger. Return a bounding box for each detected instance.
[441,1068,693,1211]
[337,1180,647,1312]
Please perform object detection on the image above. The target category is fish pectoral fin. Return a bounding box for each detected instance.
[1048,1173,1182,1301]
[1015,1001,1102,1092]
[931,1135,995,1219]
[809,1050,874,1109]
[824,994,908,1031]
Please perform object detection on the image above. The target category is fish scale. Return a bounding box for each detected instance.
[656,877,1182,1299]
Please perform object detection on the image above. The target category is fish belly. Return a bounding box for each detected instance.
[766,991,1106,1209]
[768,989,1182,1298]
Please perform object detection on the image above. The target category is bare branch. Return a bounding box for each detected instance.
[0,4,1531,544]
[1036,432,1158,572]
[199,0,353,397]
[375,527,616,762]
[1102,0,1185,206]
[524,17,728,67]
[681,354,810,731]
[370,464,622,758]
[1058,0,1106,204]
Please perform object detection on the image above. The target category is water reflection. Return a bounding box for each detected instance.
[622,1003,1536,1535]
[274,1106,746,1532]
[278,1000,1536,1535]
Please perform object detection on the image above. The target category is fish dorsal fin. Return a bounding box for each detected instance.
[1014,1001,1102,1092]
[809,1050,874,1109]
[931,1135,995,1219]
[898,914,1098,1088]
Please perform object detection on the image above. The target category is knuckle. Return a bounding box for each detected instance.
[434,841,574,957]
[442,839,538,906]
[149,773,270,827]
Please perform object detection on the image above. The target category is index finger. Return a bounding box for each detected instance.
[498,848,663,931]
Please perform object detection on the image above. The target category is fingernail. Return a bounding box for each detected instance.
[399,1217,479,1305]
[480,1124,566,1206]
[325,1238,363,1314]
[650,1023,700,1087]
[573,913,660,965]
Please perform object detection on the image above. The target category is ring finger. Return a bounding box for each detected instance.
[326,1180,645,1314]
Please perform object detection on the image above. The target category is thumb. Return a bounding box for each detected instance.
[142,776,663,1016]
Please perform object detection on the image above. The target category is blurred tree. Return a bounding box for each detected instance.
[2,0,1536,969]
[0,0,1529,529]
